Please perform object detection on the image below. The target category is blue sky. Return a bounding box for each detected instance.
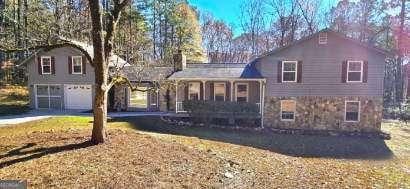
[188,0,342,36]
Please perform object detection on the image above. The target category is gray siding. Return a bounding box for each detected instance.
[27,46,95,109]
[27,46,95,85]
[256,32,386,97]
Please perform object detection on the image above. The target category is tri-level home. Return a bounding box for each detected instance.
[24,29,390,132]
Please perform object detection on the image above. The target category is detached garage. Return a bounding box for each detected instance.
[64,85,93,110]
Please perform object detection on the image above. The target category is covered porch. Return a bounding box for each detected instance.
[174,79,265,115]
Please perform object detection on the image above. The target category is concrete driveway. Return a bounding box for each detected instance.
[0,110,168,126]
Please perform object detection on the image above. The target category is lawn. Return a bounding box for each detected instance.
[0,85,29,116]
[0,116,409,188]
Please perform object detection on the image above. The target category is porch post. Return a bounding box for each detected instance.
[202,80,206,100]
[230,80,234,101]
[175,80,178,113]
[260,80,265,128]
[259,80,262,114]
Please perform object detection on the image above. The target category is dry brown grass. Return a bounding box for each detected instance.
[0,117,408,188]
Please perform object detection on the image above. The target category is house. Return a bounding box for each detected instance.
[169,29,389,132]
[24,29,390,132]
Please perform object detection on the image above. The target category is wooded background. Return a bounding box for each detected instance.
[0,0,409,106]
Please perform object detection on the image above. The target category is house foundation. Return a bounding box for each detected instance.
[263,96,383,132]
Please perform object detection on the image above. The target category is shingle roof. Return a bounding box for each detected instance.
[168,63,263,79]
[18,39,130,68]
[255,28,392,61]
[121,66,174,81]
[63,39,130,68]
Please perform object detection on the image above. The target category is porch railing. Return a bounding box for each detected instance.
[176,101,186,113]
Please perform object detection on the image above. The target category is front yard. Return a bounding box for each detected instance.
[0,116,408,188]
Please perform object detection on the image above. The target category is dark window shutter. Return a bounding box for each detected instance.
[341,60,347,83]
[277,61,282,83]
[68,56,72,74]
[82,56,87,74]
[51,56,56,74]
[297,61,302,83]
[363,61,368,83]
[38,56,42,75]
[184,83,189,100]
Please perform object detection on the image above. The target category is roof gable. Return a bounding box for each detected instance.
[255,29,392,61]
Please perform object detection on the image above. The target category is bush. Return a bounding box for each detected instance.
[183,100,260,125]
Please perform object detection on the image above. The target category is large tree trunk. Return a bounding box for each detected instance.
[88,0,128,144]
[89,0,107,144]
[92,67,108,144]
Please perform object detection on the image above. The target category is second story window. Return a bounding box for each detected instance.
[41,56,52,74]
[282,61,297,82]
[347,61,363,82]
[72,56,83,74]
[188,82,200,100]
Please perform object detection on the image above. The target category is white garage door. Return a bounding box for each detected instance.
[65,85,92,109]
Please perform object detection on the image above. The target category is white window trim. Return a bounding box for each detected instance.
[235,83,249,102]
[280,100,296,121]
[282,61,298,83]
[188,82,201,100]
[34,84,62,109]
[213,82,226,101]
[345,100,361,122]
[319,33,328,44]
[346,60,363,83]
[72,56,83,74]
[41,56,52,75]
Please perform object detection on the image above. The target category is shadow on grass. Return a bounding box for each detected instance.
[0,141,93,169]
[111,116,394,160]
[0,104,29,116]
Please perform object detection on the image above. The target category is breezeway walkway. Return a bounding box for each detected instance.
[0,110,169,125]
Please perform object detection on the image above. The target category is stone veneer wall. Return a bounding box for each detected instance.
[263,96,383,132]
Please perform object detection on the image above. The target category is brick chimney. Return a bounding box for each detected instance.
[173,50,186,71]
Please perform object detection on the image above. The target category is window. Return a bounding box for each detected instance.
[41,56,51,74]
[36,85,62,109]
[281,100,296,121]
[214,82,225,101]
[188,82,200,100]
[282,61,297,82]
[72,56,83,74]
[347,61,363,82]
[236,83,248,102]
[319,32,328,44]
[345,101,360,122]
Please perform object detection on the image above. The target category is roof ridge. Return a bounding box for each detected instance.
[254,28,392,61]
